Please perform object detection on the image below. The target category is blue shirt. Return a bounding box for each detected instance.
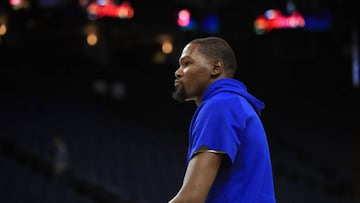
[187,78,276,203]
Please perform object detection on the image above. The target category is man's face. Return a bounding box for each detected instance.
[172,43,212,104]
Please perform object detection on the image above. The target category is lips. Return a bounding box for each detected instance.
[174,79,182,88]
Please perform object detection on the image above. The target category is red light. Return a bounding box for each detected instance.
[254,9,305,34]
[86,0,134,19]
[177,9,190,27]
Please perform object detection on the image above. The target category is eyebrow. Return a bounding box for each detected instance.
[179,56,191,63]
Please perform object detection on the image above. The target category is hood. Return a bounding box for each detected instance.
[201,78,265,115]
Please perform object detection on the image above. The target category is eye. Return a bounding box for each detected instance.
[183,61,191,67]
[179,58,192,67]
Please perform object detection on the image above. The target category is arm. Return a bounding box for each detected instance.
[168,151,223,203]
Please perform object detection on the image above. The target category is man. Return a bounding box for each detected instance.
[169,36,276,203]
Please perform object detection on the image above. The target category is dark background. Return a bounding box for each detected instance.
[0,0,359,203]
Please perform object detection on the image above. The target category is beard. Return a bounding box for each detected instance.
[172,87,187,103]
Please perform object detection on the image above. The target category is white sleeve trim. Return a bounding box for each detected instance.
[194,149,226,155]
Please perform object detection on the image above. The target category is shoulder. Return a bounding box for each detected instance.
[203,92,248,110]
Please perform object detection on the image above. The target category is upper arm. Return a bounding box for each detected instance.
[169,151,223,203]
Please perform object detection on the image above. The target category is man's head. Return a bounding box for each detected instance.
[172,36,237,105]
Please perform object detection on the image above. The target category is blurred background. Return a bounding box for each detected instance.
[0,0,359,203]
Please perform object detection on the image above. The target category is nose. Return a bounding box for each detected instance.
[174,67,182,78]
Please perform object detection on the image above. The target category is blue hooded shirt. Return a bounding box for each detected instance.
[188,78,276,203]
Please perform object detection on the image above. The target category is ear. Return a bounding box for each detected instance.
[211,60,224,77]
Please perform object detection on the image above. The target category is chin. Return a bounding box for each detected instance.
[172,89,187,103]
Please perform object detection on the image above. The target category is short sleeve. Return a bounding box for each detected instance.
[189,96,246,163]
